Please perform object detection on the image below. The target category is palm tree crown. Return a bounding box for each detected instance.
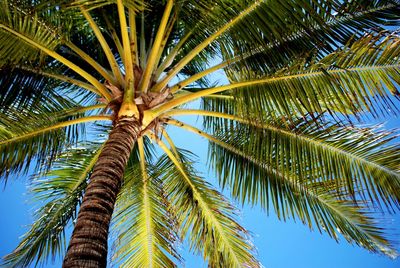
[1,0,400,267]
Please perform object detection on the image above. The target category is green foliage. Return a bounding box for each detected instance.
[112,156,181,267]
[155,149,259,267]
[0,0,63,67]
[223,33,400,121]
[2,143,103,267]
[0,95,90,179]
[208,118,400,255]
[0,0,400,267]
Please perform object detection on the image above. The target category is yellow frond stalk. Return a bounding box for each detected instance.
[153,63,400,118]
[102,13,125,67]
[66,42,116,84]
[17,65,98,94]
[154,30,192,79]
[161,129,179,156]
[138,0,174,93]
[129,8,139,66]
[152,11,177,81]
[116,0,139,118]
[80,7,124,85]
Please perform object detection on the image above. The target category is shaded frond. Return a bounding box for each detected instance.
[0,64,99,111]
[0,1,62,67]
[219,0,400,75]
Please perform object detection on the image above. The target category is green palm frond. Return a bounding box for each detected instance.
[219,1,400,76]
[112,138,181,267]
[0,67,60,111]
[165,119,399,258]
[210,119,400,209]
[153,143,259,268]
[2,143,103,268]
[0,64,99,111]
[0,1,111,99]
[155,0,347,90]
[0,100,111,179]
[167,112,400,209]
[65,0,146,11]
[207,32,400,122]
[0,1,63,67]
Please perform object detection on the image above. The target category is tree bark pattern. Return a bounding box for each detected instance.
[63,116,140,268]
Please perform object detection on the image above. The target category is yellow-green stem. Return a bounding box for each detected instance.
[118,79,139,118]
[116,0,139,118]
[117,0,134,85]
[71,104,107,114]
[162,129,179,156]
[80,7,124,85]
[17,65,99,94]
[66,42,116,84]
[152,11,177,80]
[154,30,192,80]
[129,9,139,66]
[169,61,228,93]
[139,0,174,93]
[102,13,125,67]
[169,47,266,93]
[153,63,400,118]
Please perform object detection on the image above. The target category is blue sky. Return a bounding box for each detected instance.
[1,115,400,268]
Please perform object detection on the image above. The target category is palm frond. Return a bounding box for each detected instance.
[1,143,103,268]
[212,119,400,209]
[158,32,400,121]
[167,114,400,209]
[153,141,259,268]
[112,137,181,267]
[0,1,62,67]
[67,0,146,11]
[0,100,111,179]
[0,1,111,99]
[226,32,400,119]
[219,0,400,75]
[165,119,399,258]
[0,63,100,111]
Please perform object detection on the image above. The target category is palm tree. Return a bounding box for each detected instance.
[1,0,400,267]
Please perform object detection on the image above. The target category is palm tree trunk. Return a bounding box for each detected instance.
[63,116,140,268]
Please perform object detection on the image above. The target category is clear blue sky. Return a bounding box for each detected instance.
[1,115,400,268]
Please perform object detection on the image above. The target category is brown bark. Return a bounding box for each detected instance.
[63,116,140,268]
